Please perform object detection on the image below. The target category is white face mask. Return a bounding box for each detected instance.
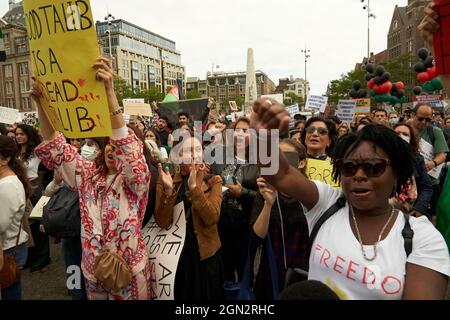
[398,133,411,144]
[81,145,98,161]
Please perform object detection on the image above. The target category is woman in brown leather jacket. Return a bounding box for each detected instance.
[155,134,224,300]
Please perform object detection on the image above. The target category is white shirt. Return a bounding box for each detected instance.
[0,176,29,250]
[307,181,450,300]
[24,154,41,180]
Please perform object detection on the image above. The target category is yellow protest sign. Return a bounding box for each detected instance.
[23,0,111,138]
[306,158,340,189]
[355,98,371,116]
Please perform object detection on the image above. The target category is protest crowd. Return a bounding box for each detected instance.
[1,2,450,301]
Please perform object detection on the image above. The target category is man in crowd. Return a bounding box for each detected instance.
[373,109,389,125]
[389,112,399,127]
[412,103,449,216]
[177,112,191,129]
[157,116,173,147]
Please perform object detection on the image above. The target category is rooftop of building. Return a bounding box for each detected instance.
[2,1,25,26]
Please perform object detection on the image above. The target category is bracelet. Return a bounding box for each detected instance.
[111,109,123,116]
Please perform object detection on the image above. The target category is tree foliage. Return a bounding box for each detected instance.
[283,92,305,107]
[113,76,165,105]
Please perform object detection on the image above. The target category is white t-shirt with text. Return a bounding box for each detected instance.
[307,181,450,300]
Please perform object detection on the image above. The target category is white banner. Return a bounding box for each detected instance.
[305,95,328,113]
[29,196,51,219]
[0,106,19,125]
[123,98,152,116]
[143,202,186,300]
[337,100,357,123]
[286,103,300,128]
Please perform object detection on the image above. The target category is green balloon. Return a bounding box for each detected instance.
[423,81,434,93]
[400,96,407,103]
[370,90,376,97]
[390,96,399,105]
[374,95,383,103]
[383,93,392,102]
[431,77,443,91]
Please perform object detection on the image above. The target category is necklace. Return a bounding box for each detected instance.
[350,206,395,262]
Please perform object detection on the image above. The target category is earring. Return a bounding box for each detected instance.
[174,165,181,174]
[199,163,206,171]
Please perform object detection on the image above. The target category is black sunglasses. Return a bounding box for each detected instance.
[306,126,329,136]
[417,117,432,123]
[336,159,391,178]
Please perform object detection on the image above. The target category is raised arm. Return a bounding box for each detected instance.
[250,99,319,210]
[154,164,177,229]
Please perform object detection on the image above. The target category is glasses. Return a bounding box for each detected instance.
[416,117,432,123]
[306,126,329,136]
[336,159,391,178]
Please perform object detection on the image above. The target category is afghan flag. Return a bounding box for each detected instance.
[0,28,6,62]
[162,86,179,103]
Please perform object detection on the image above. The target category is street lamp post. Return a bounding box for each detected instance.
[104,13,115,59]
[301,46,310,82]
[361,0,376,62]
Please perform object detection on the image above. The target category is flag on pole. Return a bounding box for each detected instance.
[162,86,179,103]
[0,28,6,62]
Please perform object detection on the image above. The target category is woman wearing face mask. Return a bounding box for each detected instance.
[80,139,102,161]
[155,134,224,300]
[251,99,449,299]
[211,117,259,283]
[32,57,152,300]
[393,123,433,218]
[250,139,310,300]
[145,128,169,163]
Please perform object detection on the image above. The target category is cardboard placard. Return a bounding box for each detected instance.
[23,0,112,138]
[355,98,371,116]
[123,99,152,117]
[229,101,238,112]
[261,94,284,104]
[286,103,300,128]
[305,95,328,113]
[306,158,340,189]
[413,94,446,111]
[0,106,19,124]
[337,100,357,123]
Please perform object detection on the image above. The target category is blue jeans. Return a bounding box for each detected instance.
[61,237,87,300]
[1,242,28,300]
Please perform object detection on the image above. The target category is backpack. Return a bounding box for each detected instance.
[42,185,81,239]
[427,125,449,147]
[284,197,414,288]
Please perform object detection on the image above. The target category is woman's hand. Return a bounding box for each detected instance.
[92,57,114,93]
[30,80,44,107]
[250,98,290,134]
[158,163,173,194]
[418,2,439,49]
[257,177,277,206]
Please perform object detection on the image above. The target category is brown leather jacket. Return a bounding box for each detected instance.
[154,172,223,261]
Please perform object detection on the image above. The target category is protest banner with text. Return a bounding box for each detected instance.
[305,95,328,113]
[306,158,340,189]
[337,100,357,123]
[286,103,300,128]
[0,106,19,124]
[23,0,112,138]
[355,98,371,116]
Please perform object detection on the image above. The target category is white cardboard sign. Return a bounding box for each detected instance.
[0,106,19,125]
[337,100,357,123]
[305,95,328,113]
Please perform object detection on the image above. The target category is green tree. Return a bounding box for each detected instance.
[186,90,202,100]
[283,92,305,107]
[113,76,133,105]
[327,68,366,106]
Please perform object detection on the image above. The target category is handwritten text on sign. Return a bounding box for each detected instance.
[23,0,112,138]
[0,106,19,124]
[286,103,300,128]
[306,158,340,189]
[142,202,186,300]
[337,100,357,123]
[305,95,328,113]
[355,98,371,116]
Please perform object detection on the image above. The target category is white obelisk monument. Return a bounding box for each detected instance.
[244,48,258,116]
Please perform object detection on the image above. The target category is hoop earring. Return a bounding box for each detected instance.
[199,163,206,171]
[174,164,181,174]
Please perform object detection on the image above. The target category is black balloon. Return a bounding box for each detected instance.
[366,64,374,73]
[418,48,429,61]
[391,84,398,92]
[373,76,383,85]
[414,62,426,73]
[350,89,358,98]
[381,72,391,82]
[366,73,373,81]
[375,66,385,76]
[424,56,434,68]
[358,90,367,98]
[397,90,405,98]
[353,80,361,90]
[413,86,422,95]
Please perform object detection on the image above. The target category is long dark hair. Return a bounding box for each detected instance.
[15,124,42,162]
[145,128,163,148]
[0,135,33,199]
[300,117,337,156]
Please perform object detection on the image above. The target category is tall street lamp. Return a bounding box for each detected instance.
[361,0,376,62]
[104,13,115,59]
[301,46,310,82]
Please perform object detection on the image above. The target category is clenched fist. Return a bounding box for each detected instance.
[250,99,290,134]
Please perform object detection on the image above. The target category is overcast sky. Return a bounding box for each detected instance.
[1,0,409,94]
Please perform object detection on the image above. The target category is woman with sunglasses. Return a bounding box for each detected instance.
[300,117,337,161]
[250,98,449,299]
[393,123,433,218]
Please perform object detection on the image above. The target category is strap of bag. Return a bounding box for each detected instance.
[308,197,347,251]
[402,213,414,257]
[265,235,280,300]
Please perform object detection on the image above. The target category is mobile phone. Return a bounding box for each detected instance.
[223,175,236,185]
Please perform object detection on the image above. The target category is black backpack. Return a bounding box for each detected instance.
[42,185,81,239]
[284,197,414,288]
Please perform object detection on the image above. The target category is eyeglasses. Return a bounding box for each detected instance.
[416,117,432,123]
[336,159,391,178]
[306,126,329,136]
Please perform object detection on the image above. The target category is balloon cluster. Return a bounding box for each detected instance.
[349,81,367,99]
[366,64,406,105]
[414,48,443,94]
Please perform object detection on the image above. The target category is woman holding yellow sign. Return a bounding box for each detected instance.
[32,57,152,300]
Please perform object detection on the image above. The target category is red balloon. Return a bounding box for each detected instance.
[374,84,384,95]
[396,82,405,90]
[418,72,430,83]
[368,79,375,89]
[381,81,392,94]
[427,66,437,79]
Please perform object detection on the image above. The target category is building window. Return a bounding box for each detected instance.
[122,60,129,68]
[393,20,398,30]
[20,79,29,92]
[6,82,13,95]
[4,65,13,79]
[6,98,15,108]
[19,63,28,76]
[21,97,31,110]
